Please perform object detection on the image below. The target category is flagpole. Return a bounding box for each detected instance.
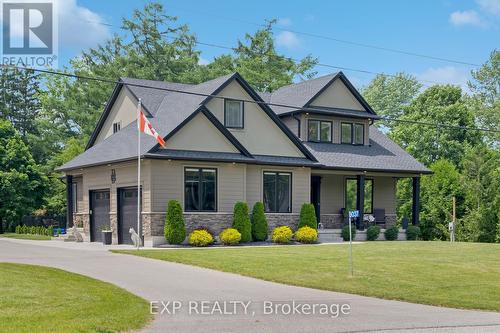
[137,98,141,249]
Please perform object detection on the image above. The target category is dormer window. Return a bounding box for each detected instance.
[308,120,332,142]
[224,99,244,128]
[341,122,364,145]
[113,122,121,133]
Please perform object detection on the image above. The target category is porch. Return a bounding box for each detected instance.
[310,171,420,230]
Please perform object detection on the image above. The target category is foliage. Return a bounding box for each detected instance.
[219,228,241,246]
[341,224,356,241]
[298,203,317,229]
[295,226,318,244]
[384,226,399,241]
[14,224,53,237]
[188,230,213,247]
[271,226,293,244]
[251,202,268,241]
[406,226,421,241]
[0,120,48,232]
[164,200,186,244]
[366,225,381,241]
[232,202,252,242]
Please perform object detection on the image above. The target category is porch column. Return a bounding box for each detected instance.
[66,175,73,229]
[412,176,420,225]
[356,175,365,229]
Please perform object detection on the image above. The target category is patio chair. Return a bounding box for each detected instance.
[374,208,386,225]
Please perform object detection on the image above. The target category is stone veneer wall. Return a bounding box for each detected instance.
[385,214,397,228]
[319,214,344,229]
[73,213,90,242]
[110,213,118,244]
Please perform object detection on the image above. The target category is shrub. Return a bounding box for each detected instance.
[295,226,318,244]
[219,228,241,246]
[251,202,268,241]
[15,225,20,234]
[232,202,252,243]
[384,226,399,241]
[406,225,421,240]
[188,230,213,247]
[341,224,356,241]
[164,200,186,245]
[298,203,317,229]
[47,226,54,237]
[367,225,381,241]
[272,226,293,244]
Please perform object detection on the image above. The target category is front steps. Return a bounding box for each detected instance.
[318,228,407,243]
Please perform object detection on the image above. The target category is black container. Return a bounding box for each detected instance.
[102,231,112,245]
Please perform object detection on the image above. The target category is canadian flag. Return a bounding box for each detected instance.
[138,108,166,147]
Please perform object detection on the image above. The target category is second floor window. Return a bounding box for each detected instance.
[341,122,364,145]
[308,120,332,142]
[113,122,121,133]
[224,99,244,128]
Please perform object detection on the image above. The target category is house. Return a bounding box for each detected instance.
[57,72,430,246]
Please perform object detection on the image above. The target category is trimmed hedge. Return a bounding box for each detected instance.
[366,225,381,241]
[341,224,356,241]
[232,202,252,243]
[164,200,186,244]
[251,202,268,241]
[384,226,399,241]
[219,228,241,246]
[406,225,421,240]
[188,230,213,247]
[298,203,317,229]
[272,226,293,244]
[295,226,318,244]
[15,225,53,237]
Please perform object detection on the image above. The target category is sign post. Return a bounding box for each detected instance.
[348,210,359,277]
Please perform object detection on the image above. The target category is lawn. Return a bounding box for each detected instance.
[0,233,51,240]
[114,242,500,312]
[0,263,152,333]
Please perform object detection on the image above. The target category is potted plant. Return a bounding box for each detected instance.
[101,226,112,245]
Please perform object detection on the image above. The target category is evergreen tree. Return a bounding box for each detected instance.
[232,202,252,242]
[298,203,317,229]
[251,202,268,241]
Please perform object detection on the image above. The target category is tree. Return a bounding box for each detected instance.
[164,200,186,244]
[0,119,47,232]
[362,73,422,120]
[390,85,481,167]
[251,202,268,241]
[232,202,252,242]
[298,203,317,229]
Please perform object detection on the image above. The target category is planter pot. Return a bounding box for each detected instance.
[102,231,112,245]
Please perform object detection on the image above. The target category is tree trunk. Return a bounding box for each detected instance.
[0,216,4,234]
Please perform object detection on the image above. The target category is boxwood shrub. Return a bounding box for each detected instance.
[341,224,356,241]
[188,229,213,247]
[295,226,318,244]
[272,226,293,244]
[384,226,399,241]
[298,203,317,229]
[232,202,252,243]
[164,200,186,244]
[406,225,421,240]
[251,202,268,241]
[366,225,381,241]
[219,228,241,246]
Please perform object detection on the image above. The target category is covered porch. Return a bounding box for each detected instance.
[310,170,420,230]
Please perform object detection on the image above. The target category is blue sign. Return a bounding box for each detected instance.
[349,210,359,218]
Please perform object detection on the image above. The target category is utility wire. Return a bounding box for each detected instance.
[2,64,498,134]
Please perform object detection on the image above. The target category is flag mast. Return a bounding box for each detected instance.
[137,98,142,248]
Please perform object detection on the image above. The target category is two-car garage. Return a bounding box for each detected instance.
[89,187,140,245]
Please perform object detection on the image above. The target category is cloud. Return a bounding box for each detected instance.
[477,0,500,15]
[449,10,486,27]
[417,66,470,91]
[277,17,292,27]
[276,31,301,49]
[57,0,111,49]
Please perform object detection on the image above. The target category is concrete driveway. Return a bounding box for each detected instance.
[1,238,499,333]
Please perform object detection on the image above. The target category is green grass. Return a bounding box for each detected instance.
[114,242,500,312]
[0,263,152,333]
[0,233,51,240]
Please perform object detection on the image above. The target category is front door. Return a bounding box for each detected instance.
[311,176,321,225]
[90,190,110,242]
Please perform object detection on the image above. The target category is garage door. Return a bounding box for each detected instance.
[90,190,110,242]
[118,187,141,245]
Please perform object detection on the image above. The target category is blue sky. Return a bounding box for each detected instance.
[57,0,499,90]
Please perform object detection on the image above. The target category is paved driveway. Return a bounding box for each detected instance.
[1,238,499,333]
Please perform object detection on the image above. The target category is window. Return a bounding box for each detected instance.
[345,178,373,214]
[184,168,217,212]
[308,120,332,142]
[341,122,364,145]
[263,172,291,213]
[224,99,244,128]
[72,183,77,213]
[113,122,121,133]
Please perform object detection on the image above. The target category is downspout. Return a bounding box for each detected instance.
[292,112,301,139]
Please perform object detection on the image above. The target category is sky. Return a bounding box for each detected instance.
[37,0,500,89]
